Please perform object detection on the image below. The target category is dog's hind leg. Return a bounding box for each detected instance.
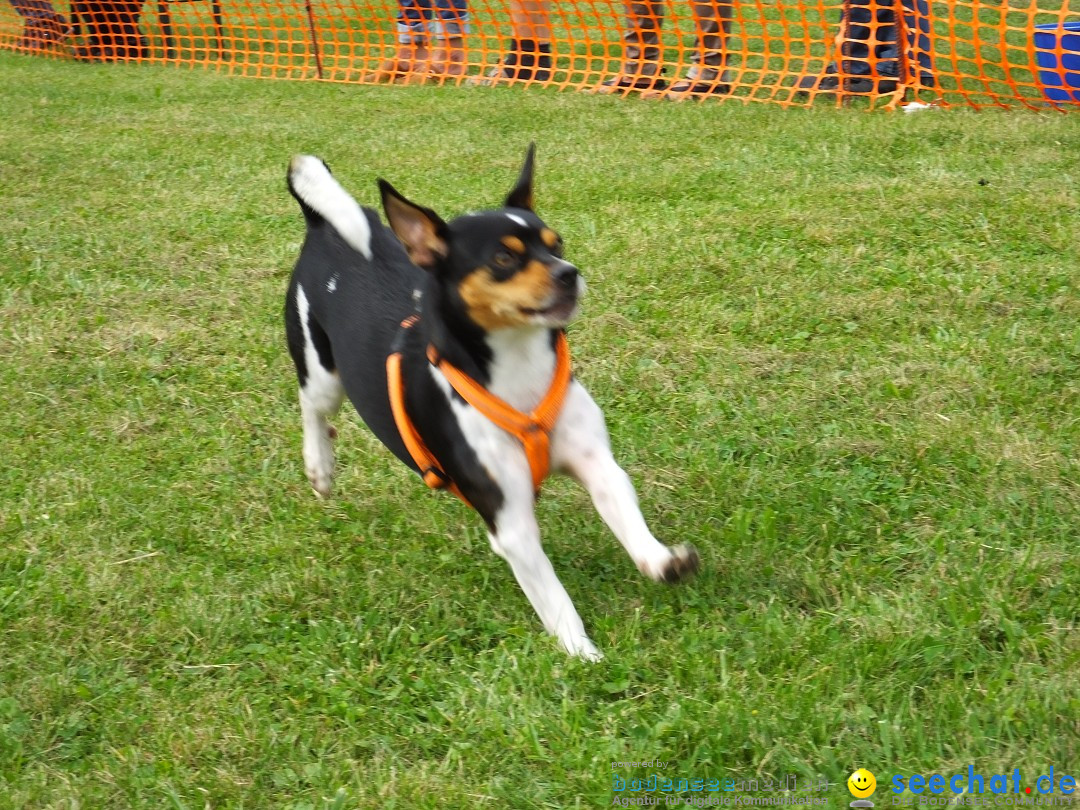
[286,281,345,498]
[299,367,345,499]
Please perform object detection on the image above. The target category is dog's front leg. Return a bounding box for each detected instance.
[553,383,700,584]
[488,493,602,661]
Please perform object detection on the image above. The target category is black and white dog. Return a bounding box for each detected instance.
[284,147,698,659]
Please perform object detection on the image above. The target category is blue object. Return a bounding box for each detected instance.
[1033,20,1080,104]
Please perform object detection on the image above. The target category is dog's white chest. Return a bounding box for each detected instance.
[426,329,557,490]
[484,329,557,413]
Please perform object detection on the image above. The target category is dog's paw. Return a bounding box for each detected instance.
[659,543,700,584]
[303,426,337,498]
[303,446,335,498]
[563,635,604,661]
[306,467,334,499]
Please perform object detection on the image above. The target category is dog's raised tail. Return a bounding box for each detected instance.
[287,155,373,260]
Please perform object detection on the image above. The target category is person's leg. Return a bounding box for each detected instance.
[844,0,934,92]
[839,0,893,89]
[96,0,129,58]
[112,0,148,59]
[476,0,553,83]
[365,0,430,81]
[9,0,35,20]
[427,0,468,76]
[73,0,109,59]
[901,0,934,85]
[10,0,66,25]
[620,0,663,74]
[646,0,734,99]
[797,0,898,94]
[12,0,69,48]
[594,0,667,92]
[73,0,145,59]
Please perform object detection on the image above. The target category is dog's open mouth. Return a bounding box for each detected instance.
[522,296,578,322]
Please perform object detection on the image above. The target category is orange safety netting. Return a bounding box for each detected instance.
[2,0,1079,109]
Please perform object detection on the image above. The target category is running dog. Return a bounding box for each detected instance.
[284,147,698,659]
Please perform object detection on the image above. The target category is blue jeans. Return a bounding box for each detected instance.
[396,0,468,44]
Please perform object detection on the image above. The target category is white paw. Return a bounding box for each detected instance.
[306,470,333,499]
[641,543,700,584]
[562,634,604,661]
[303,445,335,498]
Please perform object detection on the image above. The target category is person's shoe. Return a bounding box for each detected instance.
[641,76,731,101]
[795,72,898,96]
[472,38,552,85]
[590,68,666,95]
[73,44,106,61]
[795,72,838,93]
[849,76,896,94]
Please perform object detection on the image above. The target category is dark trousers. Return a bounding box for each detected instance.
[10,0,66,24]
[619,0,734,82]
[71,0,148,59]
[10,0,68,44]
[833,0,934,84]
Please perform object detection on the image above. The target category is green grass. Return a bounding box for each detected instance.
[1,52,1078,809]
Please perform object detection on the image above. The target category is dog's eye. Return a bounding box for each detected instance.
[492,249,518,271]
[551,235,564,258]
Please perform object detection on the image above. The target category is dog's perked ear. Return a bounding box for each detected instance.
[379,179,450,270]
[504,143,536,212]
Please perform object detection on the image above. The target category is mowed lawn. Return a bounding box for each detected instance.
[0,52,1077,809]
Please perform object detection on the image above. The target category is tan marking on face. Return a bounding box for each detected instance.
[458,260,554,330]
[540,228,559,249]
[501,235,526,254]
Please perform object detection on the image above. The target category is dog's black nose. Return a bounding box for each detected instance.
[553,261,579,290]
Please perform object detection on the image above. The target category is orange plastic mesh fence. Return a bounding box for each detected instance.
[3,0,1079,109]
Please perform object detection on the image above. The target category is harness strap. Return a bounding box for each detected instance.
[387,317,471,506]
[427,332,571,493]
[386,316,571,503]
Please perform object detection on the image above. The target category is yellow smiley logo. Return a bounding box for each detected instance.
[848,769,877,799]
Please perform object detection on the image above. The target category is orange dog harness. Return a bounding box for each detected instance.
[387,316,572,506]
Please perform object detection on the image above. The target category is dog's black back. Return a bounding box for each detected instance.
[284,199,423,467]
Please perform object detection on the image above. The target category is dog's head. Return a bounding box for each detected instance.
[379,146,582,331]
